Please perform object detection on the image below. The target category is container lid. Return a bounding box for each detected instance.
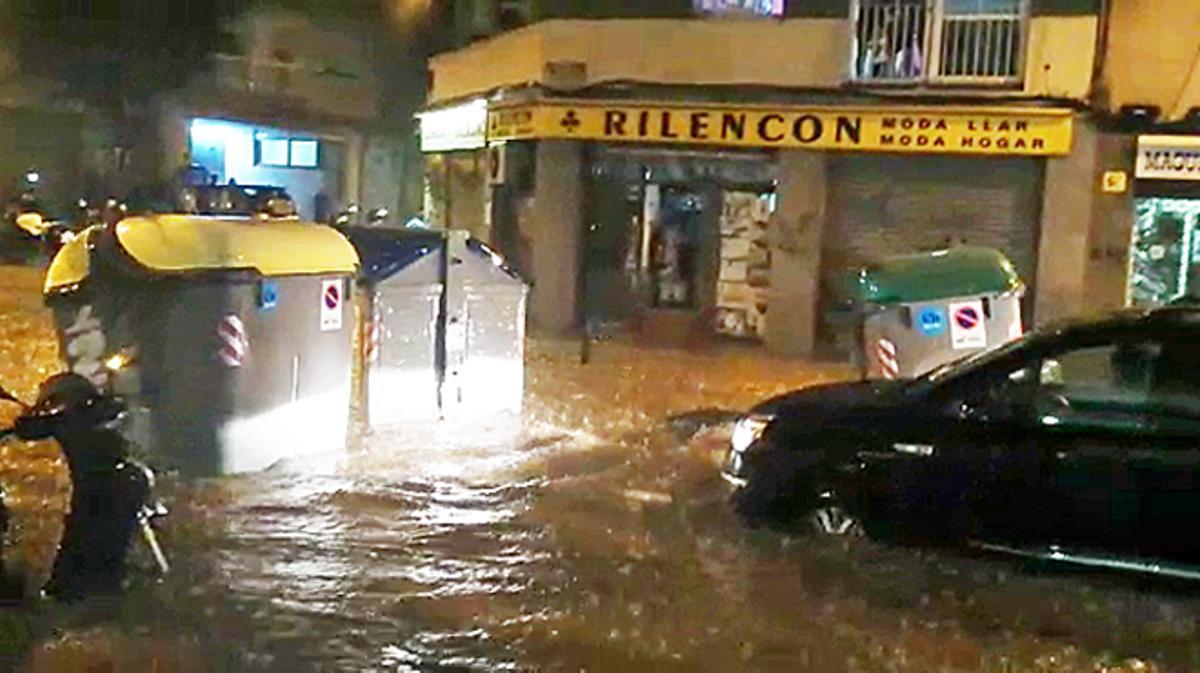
[339,226,445,285]
[45,215,359,294]
[838,246,1023,306]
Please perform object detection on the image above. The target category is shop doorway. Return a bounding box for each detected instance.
[582,149,775,342]
[1128,197,1200,306]
[581,182,711,322]
[649,186,707,310]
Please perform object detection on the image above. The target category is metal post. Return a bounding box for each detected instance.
[442,230,470,415]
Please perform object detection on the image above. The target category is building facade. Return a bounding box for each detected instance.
[422,0,1113,356]
[1099,0,1200,311]
[152,6,407,223]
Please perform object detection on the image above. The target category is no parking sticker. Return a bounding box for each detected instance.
[320,279,343,332]
[949,300,987,350]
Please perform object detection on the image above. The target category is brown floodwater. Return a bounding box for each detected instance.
[0,265,1196,672]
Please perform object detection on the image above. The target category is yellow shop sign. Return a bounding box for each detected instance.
[486,101,1073,156]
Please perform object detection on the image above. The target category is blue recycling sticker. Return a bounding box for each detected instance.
[917,307,946,337]
[258,281,279,311]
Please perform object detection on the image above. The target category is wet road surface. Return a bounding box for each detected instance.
[1,266,1198,672]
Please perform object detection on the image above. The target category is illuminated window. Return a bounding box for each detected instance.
[258,138,290,167]
[256,137,320,169]
[694,0,784,16]
[290,140,319,168]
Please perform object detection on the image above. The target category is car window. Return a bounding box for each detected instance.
[1147,340,1200,433]
[1030,340,1161,433]
[1043,342,1158,399]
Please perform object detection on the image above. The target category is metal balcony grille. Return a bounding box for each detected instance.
[853,0,1027,84]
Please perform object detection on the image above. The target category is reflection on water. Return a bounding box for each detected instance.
[208,466,548,671]
[0,266,1193,672]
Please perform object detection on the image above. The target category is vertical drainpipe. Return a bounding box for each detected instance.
[1090,0,1111,108]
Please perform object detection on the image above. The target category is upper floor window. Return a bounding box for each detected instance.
[694,0,785,17]
[853,0,1028,85]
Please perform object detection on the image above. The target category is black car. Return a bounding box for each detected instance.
[725,307,1200,580]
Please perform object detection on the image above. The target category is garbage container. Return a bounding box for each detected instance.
[837,246,1025,380]
[43,214,360,475]
[343,227,528,428]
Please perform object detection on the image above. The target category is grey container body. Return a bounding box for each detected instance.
[52,273,354,476]
[357,230,527,428]
[861,292,1023,379]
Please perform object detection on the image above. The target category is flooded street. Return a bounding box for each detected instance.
[1,266,1199,671]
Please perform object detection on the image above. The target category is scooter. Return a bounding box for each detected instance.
[0,372,169,602]
[12,210,79,258]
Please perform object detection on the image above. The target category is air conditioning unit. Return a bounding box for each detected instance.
[486,143,507,186]
[543,60,587,90]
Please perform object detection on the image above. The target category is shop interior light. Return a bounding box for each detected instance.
[418,99,488,152]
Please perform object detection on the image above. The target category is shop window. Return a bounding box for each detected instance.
[1128,197,1200,307]
[716,190,774,340]
[256,137,321,169]
[853,0,1027,84]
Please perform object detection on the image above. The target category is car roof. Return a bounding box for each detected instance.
[921,306,1200,386]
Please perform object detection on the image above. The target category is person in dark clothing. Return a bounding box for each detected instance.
[15,374,152,601]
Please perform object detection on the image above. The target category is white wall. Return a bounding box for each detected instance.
[189,118,344,220]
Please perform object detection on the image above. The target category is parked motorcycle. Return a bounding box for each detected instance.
[0,372,169,601]
[10,210,80,258]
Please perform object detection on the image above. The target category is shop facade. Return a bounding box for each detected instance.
[418,99,491,239]
[1129,134,1200,306]
[471,96,1075,354]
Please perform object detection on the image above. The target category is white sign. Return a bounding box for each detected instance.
[1136,135,1200,180]
[320,279,343,332]
[949,300,987,350]
[418,99,488,153]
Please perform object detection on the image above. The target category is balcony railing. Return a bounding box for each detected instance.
[853,0,1027,85]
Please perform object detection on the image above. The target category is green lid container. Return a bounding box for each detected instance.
[835,246,1024,307]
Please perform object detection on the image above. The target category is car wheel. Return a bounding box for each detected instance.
[807,492,864,537]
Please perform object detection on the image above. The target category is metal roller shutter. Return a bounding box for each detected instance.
[826,154,1043,291]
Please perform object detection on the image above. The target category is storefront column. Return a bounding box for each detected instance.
[765,150,828,357]
[1035,116,1098,325]
[1084,132,1136,309]
[345,132,365,213]
[527,140,584,333]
